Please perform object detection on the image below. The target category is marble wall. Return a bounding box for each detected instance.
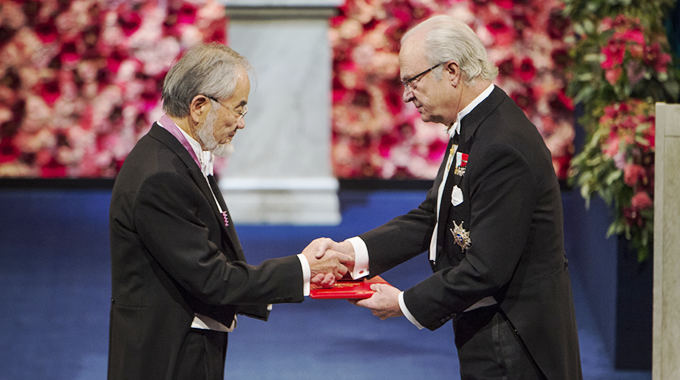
[653,103,680,379]
[216,0,344,224]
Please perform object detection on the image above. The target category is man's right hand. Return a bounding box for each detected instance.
[301,238,354,287]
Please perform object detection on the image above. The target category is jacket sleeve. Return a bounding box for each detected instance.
[404,142,538,330]
[133,170,304,306]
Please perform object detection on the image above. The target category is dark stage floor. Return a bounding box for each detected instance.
[0,188,651,379]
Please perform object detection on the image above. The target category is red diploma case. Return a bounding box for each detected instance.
[310,276,390,299]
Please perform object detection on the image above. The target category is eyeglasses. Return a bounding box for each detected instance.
[203,95,248,120]
[401,62,445,92]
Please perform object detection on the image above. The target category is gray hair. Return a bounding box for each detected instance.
[162,43,253,117]
[402,15,498,85]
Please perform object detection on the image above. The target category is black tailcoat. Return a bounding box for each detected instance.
[359,87,582,380]
[108,124,304,379]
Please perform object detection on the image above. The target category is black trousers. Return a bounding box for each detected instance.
[174,329,229,380]
[454,306,545,380]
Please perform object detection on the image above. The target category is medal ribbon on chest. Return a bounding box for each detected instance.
[454,152,468,176]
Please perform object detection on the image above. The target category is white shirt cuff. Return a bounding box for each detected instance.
[297,254,311,296]
[347,237,369,279]
[399,291,425,330]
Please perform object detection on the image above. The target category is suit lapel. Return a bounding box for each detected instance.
[461,86,506,144]
[435,87,505,257]
[148,124,244,262]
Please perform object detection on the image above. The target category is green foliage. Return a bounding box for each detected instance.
[563,0,678,261]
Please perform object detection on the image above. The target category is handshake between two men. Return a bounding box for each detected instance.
[300,238,404,320]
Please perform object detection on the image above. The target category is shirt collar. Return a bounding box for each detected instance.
[177,127,214,177]
[157,115,214,177]
[448,83,495,138]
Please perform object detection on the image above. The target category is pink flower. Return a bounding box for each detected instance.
[631,191,653,210]
[605,67,622,85]
[619,30,645,46]
[624,163,645,187]
[603,135,621,158]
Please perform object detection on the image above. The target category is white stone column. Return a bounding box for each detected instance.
[216,0,343,224]
[653,103,680,379]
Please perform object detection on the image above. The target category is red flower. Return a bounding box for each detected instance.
[40,157,67,178]
[547,8,569,40]
[497,58,514,77]
[118,11,142,37]
[486,19,515,46]
[548,91,575,115]
[644,43,671,73]
[511,86,536,111]
[601,40,625,69]
[624,163,645,187]
[34,21,59,44]
[59,41,80,65]
[493,0,515,9]
[0,137,20,163]
[516,58,536,82]
[427,138,447,162]
[38,79,61,105]
[384,90,403,116]
[551,48,570,69]
[177,3,198,24]
[107,49,129,73]
[631,191,653,210]
[622,206,644,227]
[0,26,17,48]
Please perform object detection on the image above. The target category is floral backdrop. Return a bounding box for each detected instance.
[564,0,679,261]
[0,0,227,177]
[330,0,575,179]
[0,0,574,180]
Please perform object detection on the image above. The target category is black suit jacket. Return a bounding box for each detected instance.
[108,124,304,379]
[359,87,582,379]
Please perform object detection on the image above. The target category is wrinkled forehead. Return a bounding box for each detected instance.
[399,38,428,77]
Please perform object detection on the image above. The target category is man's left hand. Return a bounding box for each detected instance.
[351,283,404,320]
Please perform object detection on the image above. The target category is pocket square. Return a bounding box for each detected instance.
[451,185,464,206]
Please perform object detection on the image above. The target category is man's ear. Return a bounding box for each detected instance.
[189,95,211,124]
[445,60,460,88]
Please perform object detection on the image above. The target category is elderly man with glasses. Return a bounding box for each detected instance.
[328,15,583,380]
[107,43,352,380]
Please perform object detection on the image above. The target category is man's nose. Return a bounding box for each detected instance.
[237,117,246,129]
[402,88,414,103]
